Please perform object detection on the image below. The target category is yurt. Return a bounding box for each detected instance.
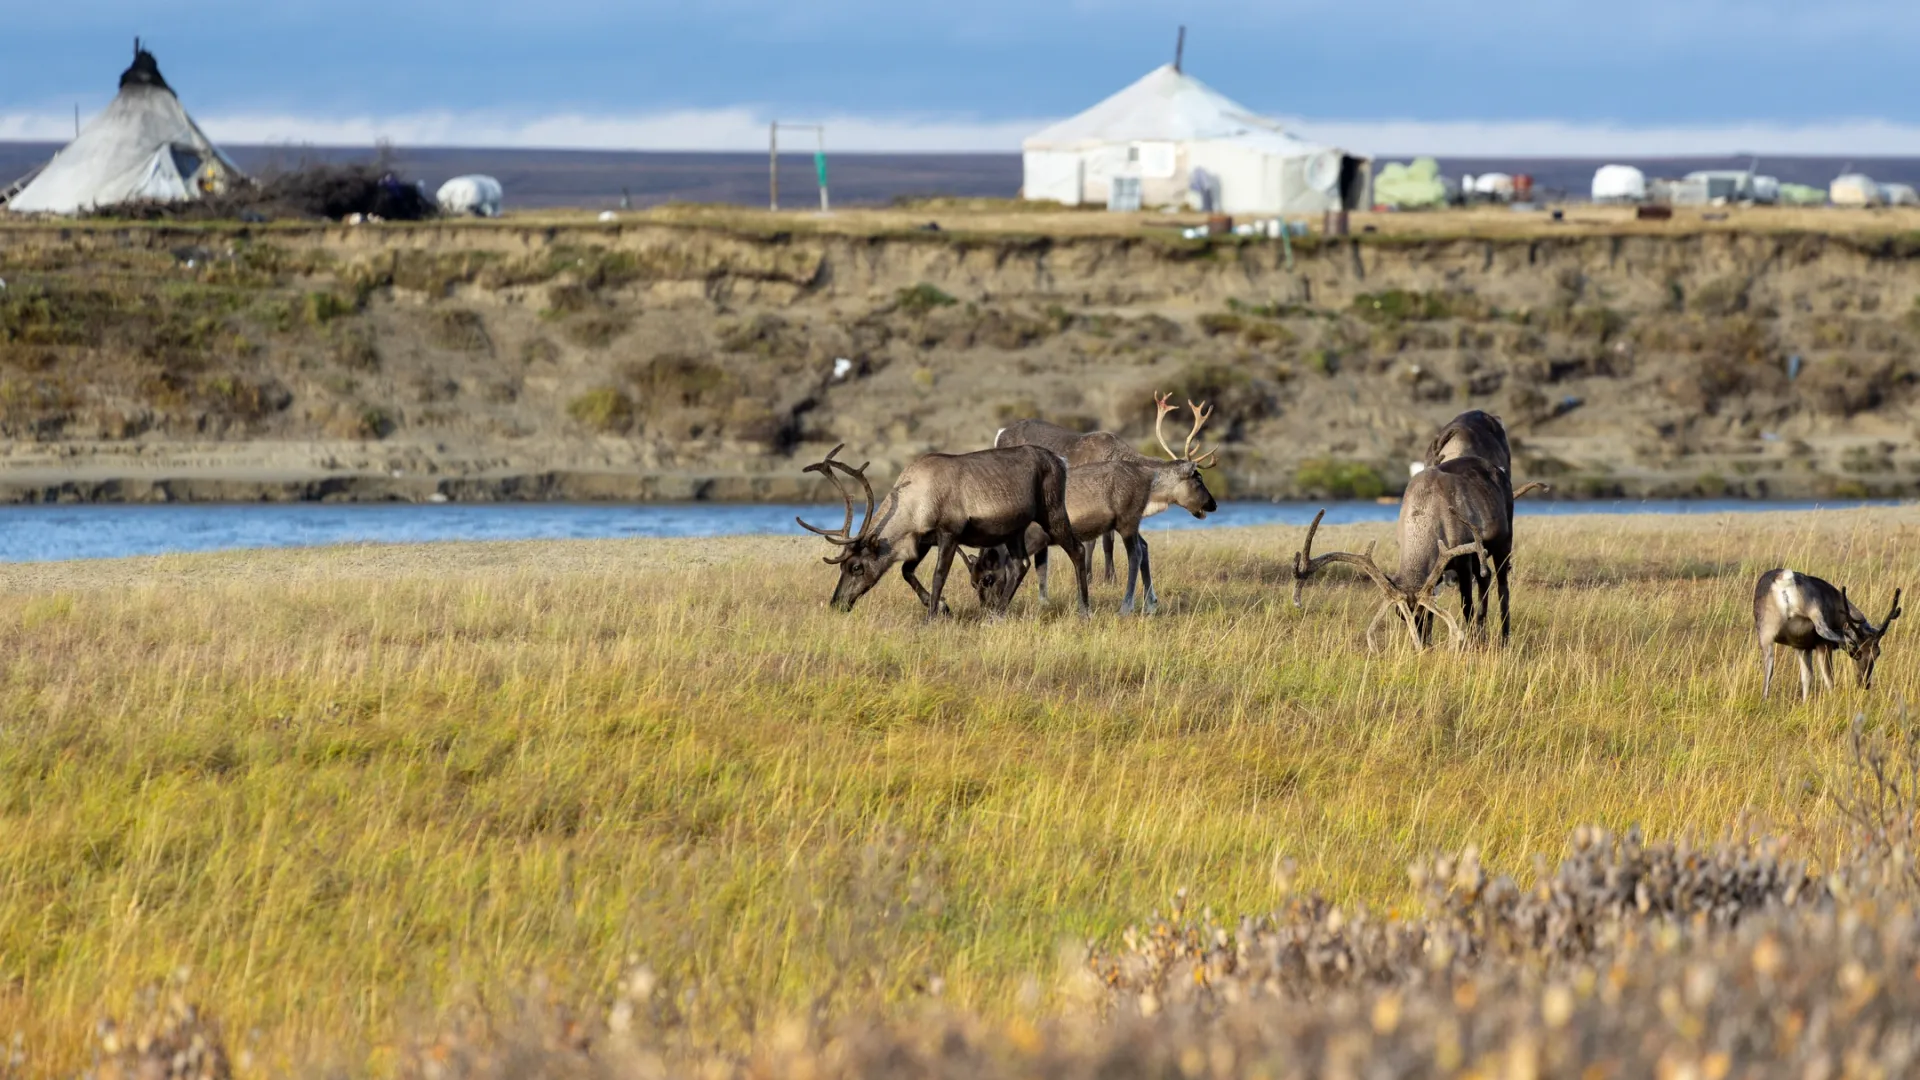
[3,42,241,215]
[1021,63,1370,214]
[1590,164,1647,202]
[1830,174,1881,207]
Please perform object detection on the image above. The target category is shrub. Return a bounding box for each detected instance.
[896,283,957,315]
[300,291,355,327]
[567,388,634,433]
[1690,275,1751,317]
[1352,289,1453,325]
[427,309,492,353]
[1295,458,1387,498]
[560,313,630,349]
[624,354,732,408]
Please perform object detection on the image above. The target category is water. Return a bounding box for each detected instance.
[0,499,1898,564]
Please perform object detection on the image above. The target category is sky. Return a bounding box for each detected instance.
[3,0,1919,154]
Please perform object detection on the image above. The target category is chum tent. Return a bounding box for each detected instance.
[3,42,241,215]
[1021,63,1370,215]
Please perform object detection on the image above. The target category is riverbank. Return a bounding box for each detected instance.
[4,204,1920,502]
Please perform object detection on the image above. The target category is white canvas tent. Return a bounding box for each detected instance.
[1021,63,1370,215]
[4,43,241,215]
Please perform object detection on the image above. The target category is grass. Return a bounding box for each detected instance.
[1,511,1916,1072]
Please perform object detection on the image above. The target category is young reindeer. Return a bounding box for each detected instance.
[970,398,1219,614]
[1292,456,1509,650]
[1753,569,1903,699]
[796,443,1091,618]
[994,394,1219,580]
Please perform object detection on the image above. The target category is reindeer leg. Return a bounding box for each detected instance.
[1034,545,1051,605]
[1138,535,1158,615]
[1760,640,1774,700]
[1456,565,1477,639]
[1496,556,1512,644]
[1819,647,1836,691]
[924,535,960,621]
[1120,528,1140,615]
[1103,530,1117,584]
[1043,510,1091,618]
[899,537,948,616]
[1797,650,1813,701]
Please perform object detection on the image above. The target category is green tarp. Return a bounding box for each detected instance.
[1374,157,1447,209]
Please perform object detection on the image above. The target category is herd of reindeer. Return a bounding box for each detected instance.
[796,396,1902,703]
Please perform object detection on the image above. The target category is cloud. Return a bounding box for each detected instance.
[0,107,1045,153]
[7,106,1920,157]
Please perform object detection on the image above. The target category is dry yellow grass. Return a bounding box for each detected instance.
[10,200,1920,244]
[1,509,1915,1073]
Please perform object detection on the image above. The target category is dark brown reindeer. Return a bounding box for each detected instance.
[1753,568,1902,699]
[994,394,1219,580]
[1418,410,1546,639]
[797,443,1091,618]
[1292,456,1510,649]
[1422,408,1551,501]
[967,453,1217,615]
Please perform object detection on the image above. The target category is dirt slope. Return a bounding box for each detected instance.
[2,209,1918,502]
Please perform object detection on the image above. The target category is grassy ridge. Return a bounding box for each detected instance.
[0,512,1912,1072]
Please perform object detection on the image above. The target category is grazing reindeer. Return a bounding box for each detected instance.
[1418,410,1545,639]
[1292,456,1510,649]
[1753,569,1902,699]
[994,394,1219,580]
[967,454,1217,615]
[797,443,1091,618]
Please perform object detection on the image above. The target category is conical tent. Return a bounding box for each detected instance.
[1021,63,1370,215]
[4,43,241,215]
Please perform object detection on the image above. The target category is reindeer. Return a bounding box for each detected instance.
[967,453,1217,615]
[1416,410,1547,639]
[1292,456,1510,649]
[994,394,1219,580]
[1753,569,1902,699]
[796,443,1091,618]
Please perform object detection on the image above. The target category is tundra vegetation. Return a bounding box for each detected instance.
[1,509,1916,1075]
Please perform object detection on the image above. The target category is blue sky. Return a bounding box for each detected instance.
[3,1,1918,152]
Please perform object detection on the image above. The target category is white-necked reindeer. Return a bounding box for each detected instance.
[1753,568,1902,700]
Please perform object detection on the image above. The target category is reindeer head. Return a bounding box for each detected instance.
[1152,393,1221,519]
[1842,586,1903,689]
[1290,508,1488,651]
[796,445,893,611]
[963,546,1026,614]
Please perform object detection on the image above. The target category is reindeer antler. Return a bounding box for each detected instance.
[1513,481,1551,499]
[1152,392,1180,460]
[1184,399,1219,468]
[1880,587,1904,636]
[1292,508,1398,607]
[795,444,876,564]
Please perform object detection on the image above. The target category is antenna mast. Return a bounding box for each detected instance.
[1174,26,1186,72]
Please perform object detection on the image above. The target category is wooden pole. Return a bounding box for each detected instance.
[769,122,779,211]
[1174,26,1186,72]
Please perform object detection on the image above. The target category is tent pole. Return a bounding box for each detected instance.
[1174,26,1185,72]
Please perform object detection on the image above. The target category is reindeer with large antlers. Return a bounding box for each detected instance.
[994,393,1219,581]
[1754,569,1903,700]
[797,443,1091,618]
[1292,455,1511,650]
[1417,410,1546,640]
